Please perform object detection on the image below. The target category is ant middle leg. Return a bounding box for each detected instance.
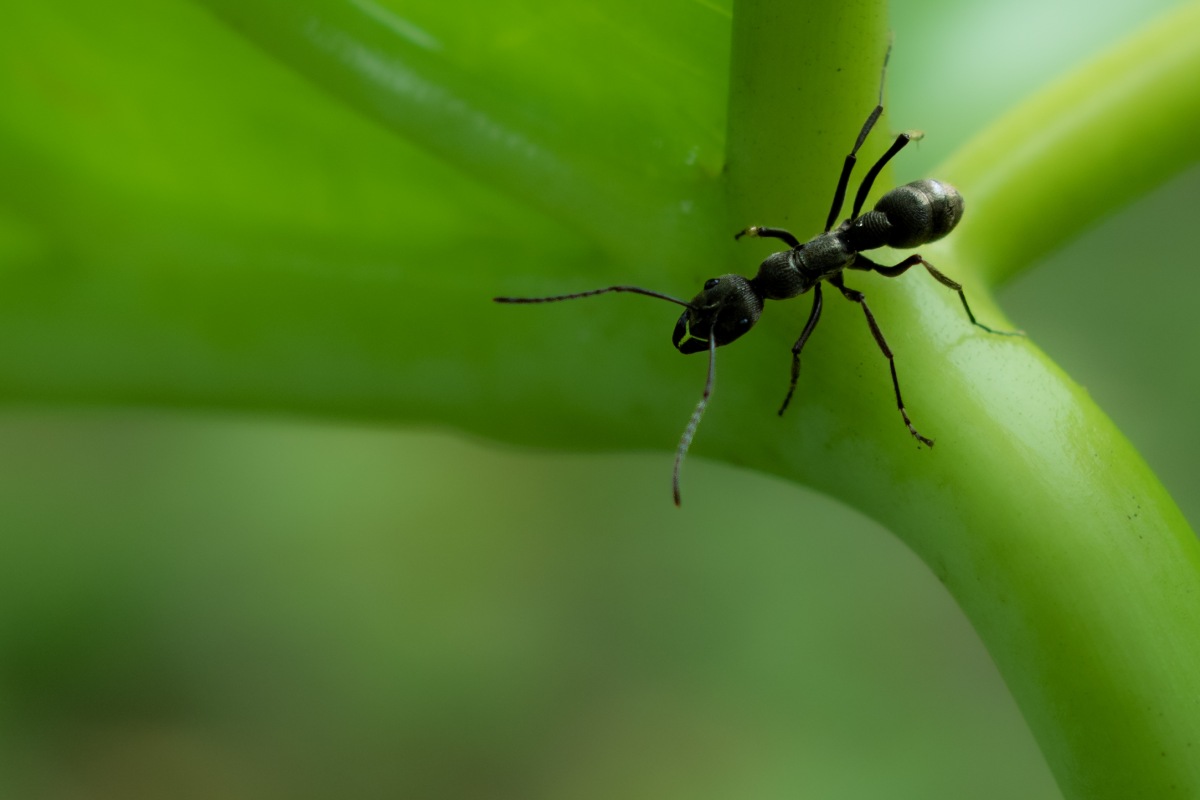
[828,274,933,447]
[778,284,824,416]
[854,254,1024,336]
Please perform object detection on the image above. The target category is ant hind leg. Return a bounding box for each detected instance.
[828,275,933,447]
[855,254,1024,336]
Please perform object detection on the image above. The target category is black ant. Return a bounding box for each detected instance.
[495,49,1020,506]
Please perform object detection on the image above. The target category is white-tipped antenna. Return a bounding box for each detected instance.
[496,283,706,504]
[673,327,717,507]
[494,285,692,308]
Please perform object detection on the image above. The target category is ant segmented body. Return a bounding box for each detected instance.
[495,48,1020,505]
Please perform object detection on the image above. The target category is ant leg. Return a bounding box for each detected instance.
[777,284,824,416]
[824,106,882,233]
[919,260,1025,336]
[852,253,914,278]
[856,255,1024,336]
[828,274,934,447]
[673,327,717,507]
[823,44,893,232]
[849,131,923,220]
[734,226,801,248]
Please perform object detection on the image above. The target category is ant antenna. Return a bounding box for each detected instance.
[495,284,717,506]
[494,285,692,308]
[878,35,894,106]
[672,325,717,507]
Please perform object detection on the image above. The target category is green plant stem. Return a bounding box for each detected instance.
[944,1,1200,285]
[729,3,1200,798]
[725,0,887,226]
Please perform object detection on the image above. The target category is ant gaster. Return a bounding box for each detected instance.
[495,48,1020,506]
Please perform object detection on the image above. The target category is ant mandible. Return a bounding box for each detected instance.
[495,47,1020,506]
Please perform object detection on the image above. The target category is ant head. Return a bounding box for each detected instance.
[672,274,764,355]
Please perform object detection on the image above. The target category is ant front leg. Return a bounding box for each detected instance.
[854,255,1023,336]
[828,274,933,448]
[734,226,801,248]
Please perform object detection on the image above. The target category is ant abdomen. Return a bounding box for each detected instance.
[849,179,964,250]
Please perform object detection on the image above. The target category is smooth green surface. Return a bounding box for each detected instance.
[721,5,1200,798]
[2,0,1200,798]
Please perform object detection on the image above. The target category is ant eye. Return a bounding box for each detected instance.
[704,278,720,290]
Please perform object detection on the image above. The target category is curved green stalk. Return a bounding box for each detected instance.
[944,1,1200,284]
[725,4,1200,798]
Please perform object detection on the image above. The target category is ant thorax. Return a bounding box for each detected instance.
[793,233,856,286]
[749,251,812,300]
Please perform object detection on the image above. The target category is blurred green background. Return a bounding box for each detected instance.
[1,0,1195,798]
